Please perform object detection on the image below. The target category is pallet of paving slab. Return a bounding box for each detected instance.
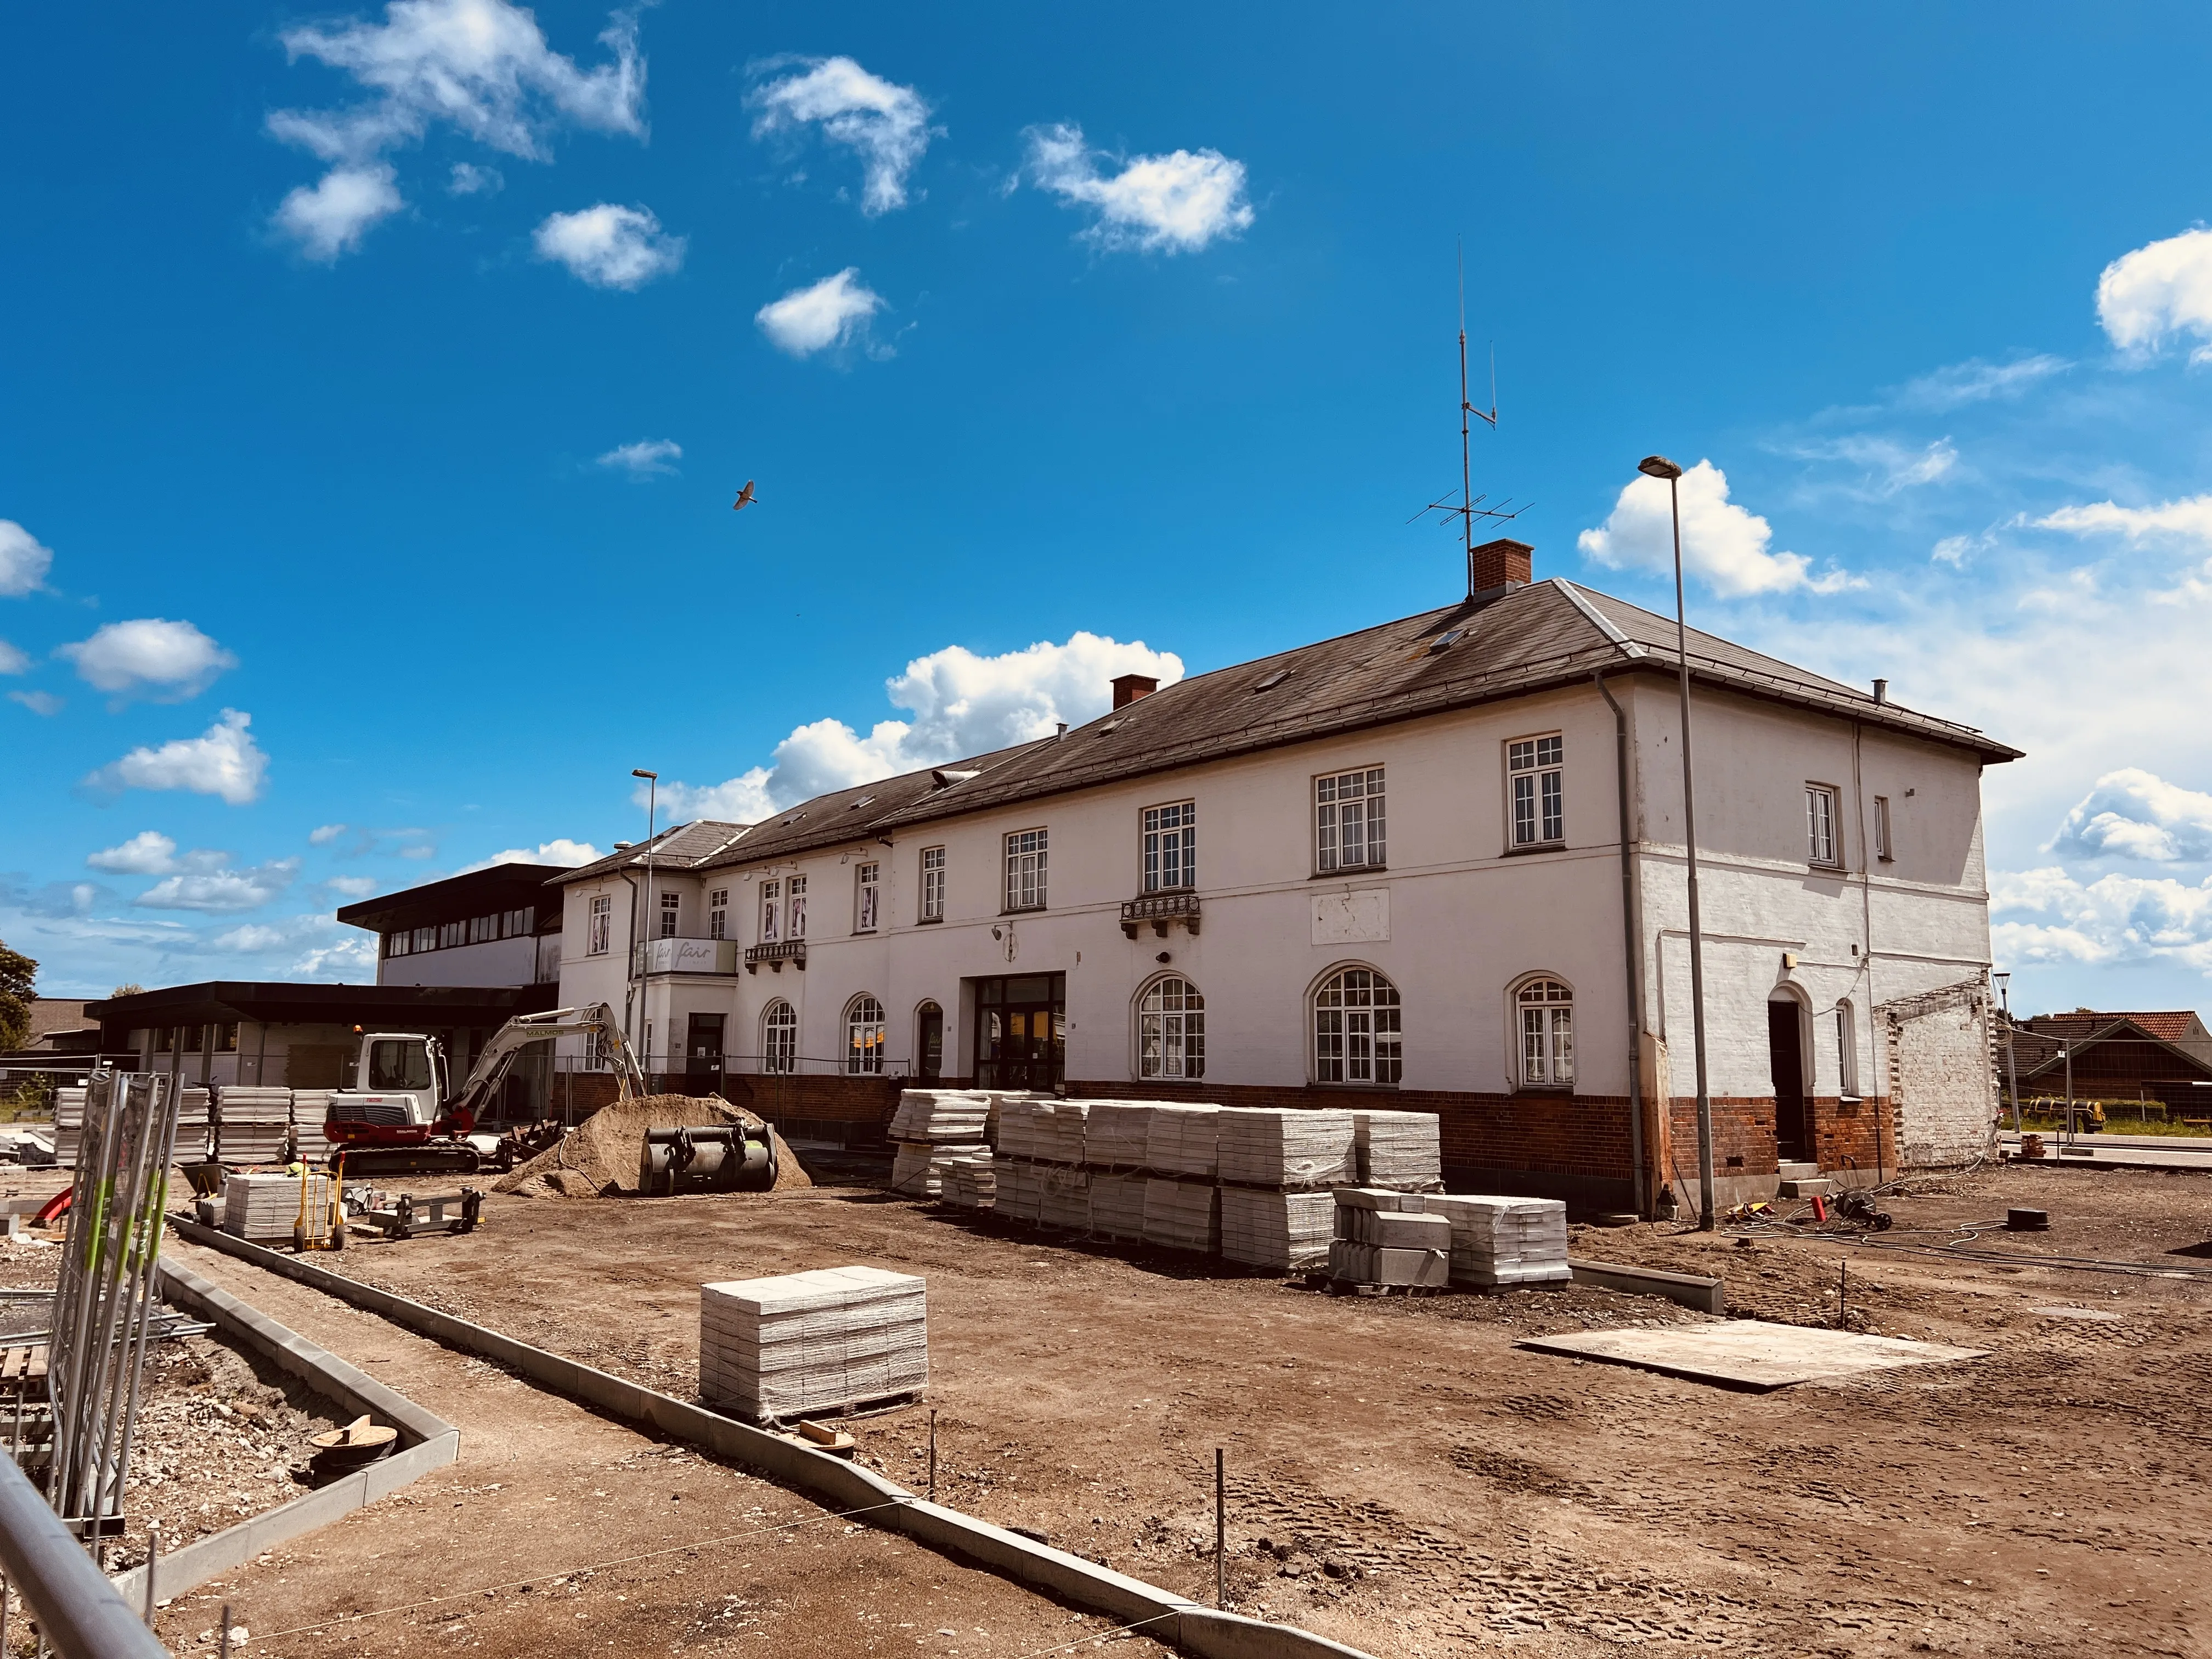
[1322,1280,1445,1298]
[721,1387,926,1428]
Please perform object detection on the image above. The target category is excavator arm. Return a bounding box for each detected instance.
[443,1003,646,1132]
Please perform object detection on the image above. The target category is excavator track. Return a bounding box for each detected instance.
[334,1143,483,1180]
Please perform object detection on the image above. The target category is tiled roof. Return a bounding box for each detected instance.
[2024,1011,2205,1043]
[551,820,753,885]
[606,578,2023,876]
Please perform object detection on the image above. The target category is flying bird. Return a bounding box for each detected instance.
[732,480,758,512]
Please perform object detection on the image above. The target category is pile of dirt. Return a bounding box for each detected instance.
[494,1095,811,1198]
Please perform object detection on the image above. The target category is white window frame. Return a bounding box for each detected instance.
[1837,1002,1859,1098]
[1873,795,1893,864]
[1507,734,1565,848]
[1005,828,1048,912]
[855,861,880,933]
[1142,802,1197,893]
[1515,977,1575,1088]
[919,845,945,922]
[788,874,808,940]
[1315,768,1386,874]
[586,894,611,956]
[759,880,781,944]
[658,890,681,939]
[708,889,729,941]
[845,995,886,1075]
[1806,783,1842,867]
[761,1000,797,1075]
[1312,966,1402,1085]
[1137,974,1206,1080]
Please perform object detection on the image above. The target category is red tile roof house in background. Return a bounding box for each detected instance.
[2003,1011,2212,1118]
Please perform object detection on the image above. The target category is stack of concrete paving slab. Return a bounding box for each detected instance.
[1080,1101,1155,1170]
[889,1143,940,1198]
[938,1155,996,1210]
[1221,1188,1335,1271]
[221,1171,332,1243]
[888,1089,991,1145]
[1037,1163,1093,1232]
[53,1087,86,1172]
[213,1085,291,1164]
[997,1098,1088,1163]
[1352,1109,1444,1190]
[1328,1187,1450,1288]
[1087,1171,1147,1240]
[1144,1104,1219,1180]
[291,1090,333,1163]
[1425,1194,1571,1288]
[1217,1107,1357,1190]
[992,1156,1041,1223]
[698,1265,928,1424]
[1142,1177,1220,1254]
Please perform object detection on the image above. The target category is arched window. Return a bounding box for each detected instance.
[846,996,887,1075]
[1516,977,1574,1086]
[761,1000,797,1075]
[1138,977,1205,1080]
[1313,967,1401,1085]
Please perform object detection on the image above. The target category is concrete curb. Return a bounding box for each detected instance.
[165,1216,1375,1659]
[109,1259,461,1609]
[1568,1257,1726,1314]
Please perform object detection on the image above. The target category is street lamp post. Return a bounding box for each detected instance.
[1638,455,1717,1230]
[1994,970,2020,1134]
[632,768,658,1079]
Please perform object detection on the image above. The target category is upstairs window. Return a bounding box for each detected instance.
[1142,802,1197,891]
[1005,828,1048,911]
[1807,785,1841,867]
[1517,978,1575,1087]
[500,906,534,938]
[788,875,808,940]
[1316,768,1386,873]
[1138,975,1206,1080]
[412,926,436,953]
[855,862,880,932]
[708,888,729,940]
[846,996,886,1075]
[658,891,680,938]
[438,920,466,949]
[468,913,498,944]
[1874,796,1893,864]
[586,895,611,956]
[919,846,945,922]
[1508,735,1565,847]
[385,931,411,958]
[759,880,781,944]
[1313,967,1402,1085]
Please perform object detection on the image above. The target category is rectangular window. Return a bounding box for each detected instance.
[658,890,680,938]
[586,894,611,955]
[182,1023,205,1054]
[1508,735,1565,847]
[1520,1006,1573,1084]
[708,889,729,940]
[919,846,945,922]
[216,1022,240,1053]
[1005,828,1048,911]
[855,862,879,932]
[1807,785,1841,866]
[1315,768,1386,873]
[1874,795,1893,863]
[1142,802,1197,891]
[385,930,410,958]
[1837,1005,1859,1097]
[468,913,496,944]
[759,880,781,944]
[438,919,466,949]
[788,875,808,939]
[499,906,534,939]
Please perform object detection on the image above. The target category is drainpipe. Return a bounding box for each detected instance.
[1594,673,1649,1219]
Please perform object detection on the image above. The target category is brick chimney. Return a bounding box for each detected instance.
[1468,537,1534,597]
[1111,673,1159,710]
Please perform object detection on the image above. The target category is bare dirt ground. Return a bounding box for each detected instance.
[156,1236,1173,1659]
[263,1160,2212,1659]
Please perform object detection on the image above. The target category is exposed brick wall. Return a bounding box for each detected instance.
[718,1073,907,1138]
[1661,1092,1895,1182]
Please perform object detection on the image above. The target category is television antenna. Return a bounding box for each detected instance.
[1410,243,1528,553]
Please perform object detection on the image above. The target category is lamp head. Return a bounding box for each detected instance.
[631,769,658,781]
[1638,455,1683,481]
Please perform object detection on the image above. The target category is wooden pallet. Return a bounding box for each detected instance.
[1323,1279,1445,1299]
[2,1346,49,1383]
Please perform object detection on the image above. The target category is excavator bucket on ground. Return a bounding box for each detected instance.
[639,1123,777,1195]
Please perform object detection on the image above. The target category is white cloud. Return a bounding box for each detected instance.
[309,823,347,845]
[448,161,503,195]
[1931,530,1995,567]
[2036,492,2212,548]
[1577,460,1856,598]
[2049,769,2212,864]
[1898,355,2069,410]
[83,709,270,806]
[533,204,684,289]
[136,858,302,915]
[8,690,62,716]
[1993,865,2212,973]
[1023,123,1254,253]
[87,831,184,875]
[595,438,680,476]
[657,631,1184,821]
[266,0,644,261]
[2096,225,2212,360]
[295,932,380,978]
[1792,435,1958,496]
[0,639,25,675]
[755,269,884,357]
[323,874,379,898]
[59,618,236,701]
[459,838,601,872]
[748,56,931,216]
[0,521,54,596]
[273,165,404,261]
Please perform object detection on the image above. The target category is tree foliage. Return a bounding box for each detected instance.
[0,939,35,1054]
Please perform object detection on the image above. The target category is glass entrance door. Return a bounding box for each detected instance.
[687,1012,726,1090]
[974,973,1065,1091]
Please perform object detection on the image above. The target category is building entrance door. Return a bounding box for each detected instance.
[687,1012,726,1090]
[1768,998,1812,1163]
[917,1002,944,1081]
[974,974,1065,1091]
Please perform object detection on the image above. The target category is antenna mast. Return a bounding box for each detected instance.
[1416,241,1522,552]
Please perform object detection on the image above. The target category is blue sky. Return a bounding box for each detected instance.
[7,1,2212,1016]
